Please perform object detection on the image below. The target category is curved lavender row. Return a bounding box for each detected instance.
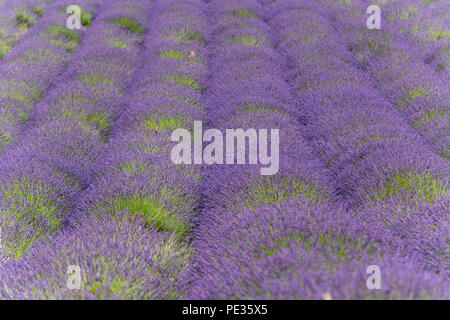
[263,1,449,275]
[314,0,449,159]
[1,0,207,299]
[30,0,150,141]
[0,0,98,152]
[0,0,52,59]
[76,0,207,238]
[0,0,150,260]
[186,0,446,300]
[190,1,447,299]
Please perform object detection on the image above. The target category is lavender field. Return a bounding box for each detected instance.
[0,0,448,300]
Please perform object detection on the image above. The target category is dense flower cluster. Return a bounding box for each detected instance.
[0,0,448,300]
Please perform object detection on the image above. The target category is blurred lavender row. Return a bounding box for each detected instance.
[186,0,448,299]
[315,0,449,159]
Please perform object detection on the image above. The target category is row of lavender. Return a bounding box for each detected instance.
[0,0,162,298]
[0,0,95,152]
[315,0,449,160]
[189,0,335,298]
[264,0,448,292]
[2,1,209,299]
[0,0,52,59]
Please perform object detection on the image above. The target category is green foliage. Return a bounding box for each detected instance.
[167,28,202,44]
[175,95,204,109]
[16,48,63,64]
[0,38,15,59]
[79,236,190,299]
[121,161,152,175]
[107,17,145,35]
[15,12,36,29]
[259,224,379,270]
[430,28,450,41]
[244,177,326,210]
[369,171,448,205]
[103,191,190,237]
[0,80,41,105]
[58,7,91,27]
[59,93,95,106]
[80,10,92,27]
[231,9,258,18]
[80,74,114,86]
[245,103,281,115]
[0,132,12,150]
[60,108,111,141]
[1,179,62,258]
[399,6,418,20]
[109,39,128,48]
[355,133,384,151]
[231,35,260,46]
[87,109,111,136]
[441,146,450,160]
[398,87,430,107]
[167,75,202,91]
[31,6,44,17]
[422,0,440,4]
[161,50,184,60]
[414,108,450,128]
[141,114,186,132]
